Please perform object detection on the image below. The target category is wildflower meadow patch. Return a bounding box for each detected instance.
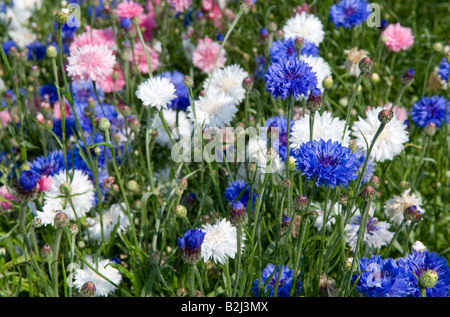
[0,0,449,302]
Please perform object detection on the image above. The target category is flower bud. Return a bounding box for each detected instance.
[369,176,381,189]
[371,73,380,84]
[239,1,250,14]
[306,88,322,112]
[282,179,291,190]
[46,45,58,59]
[360,185,376,202]
[423,122,437,136]
[344,257,353,271]
[433,42,443,53]
[323,76,334,90]
[41,244,52,259]
[294,194,308,211]
[378,109,394,124]
[230,201,248,227]
[294,37,304,50]
[55,8,70,24]
[282,216,290,227]
[131,16,140,25]
[401,69,415,86]
[80,281,96,297]
[403,205,422,223]
[243,77,253,91]
[249,88,260,100]
[419,270,438,289]
[98,117,111,131]
[412,241,427,253]
[358,57,373,74]
[338,194,349,206]
[183,76,194,88]
[126,180,139,192]
[69,224,79,236]
[60,182,72,195]
[175,205,187,218]
[178,178,188,191]
[54,211,69,228]
[32,217,43,228]
[267,22,277,32]
[288,156,296,171]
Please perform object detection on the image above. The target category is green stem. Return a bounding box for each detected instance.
[52,228,64,296]
[342,73,363,140]
[232,226,243,296]
[384,219,407,258]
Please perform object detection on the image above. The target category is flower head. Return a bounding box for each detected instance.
[128,42,160,74]
[67,44,116,82]
[203,64,249,105]
[329,0,371,29]
[266,115,294,161]
[269,38,319,63]
[201,218,242,264]
[290,111,351,149]
[381,23,414,52]
[344,47,369,77]
[187,93,237,128]
[265,58,318,99]
[193,36,226,74]
[410,96,449,129]
[282,12,324,46]
[116,0,144,19]
[345,206,394,250]
[177,229,206,265]
[154,108,193,147]
[135,76,177,111]
[351,106,409,162]
[438,57,450,82]
[252,264,302,297]
[384,188,424,225]
[293,139,358,189]
[352,255,414,297]
[161,70,190,110]
[86,203,130,243]
[225,179,256,208]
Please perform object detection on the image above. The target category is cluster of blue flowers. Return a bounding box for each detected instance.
[353,251,450,297]
[329,0,371,29]
[410,96,449,129]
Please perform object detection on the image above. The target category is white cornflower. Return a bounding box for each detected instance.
[290,111,351,150]
[412,241,427,252]
[351,107,409,162]
[203,64,249,105]
[187,93,237,129]
[153,108,193,147]
[86,203,130,243]
[43,169,95,221]
[345,206,394,251]
[344,47,369,77]
[201,218,243,265]
[73,255,122,297]
[383,188,424,225]
[135,76,176,111]
[282,12,325,46]
[299,54,332,94]
[34,199,65,227]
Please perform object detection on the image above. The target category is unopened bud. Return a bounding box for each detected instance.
[294,195,308,211]
[41,244,52,259]
[323,76,334,90]
[288,156,296,171]
[360,185,376,202]
[369,176,381,188]
[126,180,139,192]
[80,281,96,297]
[243,77,253,91]
[378,109,394,124]
[69,224,79,236]
[294,37,304,50]
[55,8,70,25]
[46,45,58,59]
[175,205,187,218]
[306,88,322,112]
[249,88,260,100]
[98,117,111,131]
[282,179,291,190]
[183,76,194,88]
[403,205,422,223]
[423,122,437,136]
[60,182,72,195]
[419,270,438,289]
[32,217,43,228]
[338,194,349,206]
[401,69,415,86]
[54,212,69,228]
[358,57,373,74]
[412,241,427,253]
[230,201,247,226]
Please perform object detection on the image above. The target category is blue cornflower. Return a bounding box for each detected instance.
[2,40,17,56]
[160,71,190,111]
[329,0,371,29]
[353,149,374,184]
[293,139,358,188]
[224,179,257,208]
[254,55,266,79]
[26,41,47,61]
[19,170,40,191]
[266,115,294,161]
[52,116,77,139]
[438,57,449,82]
[54,18,79,41]
[28,150,65,177]
[352,255,414,297]
[269,38,318,63]
[72,80,104,104]
[265,58,318,99]
[39,84,59,104]
[120,17,132,29]
[398,250,450,297]
[252,264,302,297]
[177,229,206,265]
[410,96,449,129]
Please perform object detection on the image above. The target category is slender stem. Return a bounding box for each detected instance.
[384,219,407,258]
[232,226,243,296]
[52,228,64,296]
[135,21,153,78]
[420,288,427,297]
[309,111,316,144]
[342,73,363,140]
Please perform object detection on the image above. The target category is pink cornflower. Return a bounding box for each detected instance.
[38,176,52,192]
[69,27,116,53]
[116,0,144,19]
[0,185,19,211]
[99,65,126,93]
[67,44,116,82]
[168,0,192,12]
[129,42,160,74]
[52,100,71,120]
[383,103,408,122]
[139,13,158,41]
[0,109,11,126]
[381,23,414,53]
[193,36,226,74]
